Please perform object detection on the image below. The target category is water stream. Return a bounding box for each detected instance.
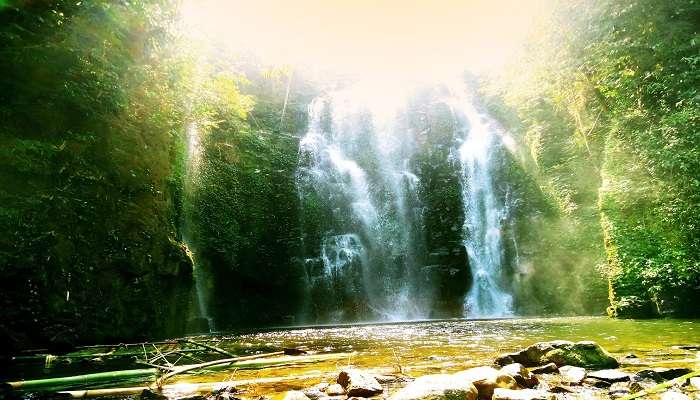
[296,80,516,321]
[452,94,513,316]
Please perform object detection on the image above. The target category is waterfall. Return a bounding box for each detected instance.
[453,94,513,317]
[182,122,214,332]
[296,80,515,321]
[296,84,426,322]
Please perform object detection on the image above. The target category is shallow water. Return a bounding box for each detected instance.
[6,317,700,397]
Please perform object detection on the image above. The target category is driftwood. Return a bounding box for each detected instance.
[4,351,351,393]
[154,351,285,387]
[180,339,236,358]
[60,372,330,398]
[3,368,157,391]
[620,369,700,400]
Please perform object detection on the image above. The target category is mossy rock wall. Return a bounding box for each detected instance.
[0,1,193,352]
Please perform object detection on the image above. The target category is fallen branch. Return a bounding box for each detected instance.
[153,351,286,387]
[180,339,235,358]
[3,368,157,391]
[60,372,330,398]
[620,369,700,400]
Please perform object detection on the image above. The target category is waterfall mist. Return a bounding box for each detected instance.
[296,79,517,322]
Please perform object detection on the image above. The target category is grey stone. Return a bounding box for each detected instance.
[559,366,586,384]
[337,370,382,397]
[389,374,478,400]
[588,369,631,383]
[500,363,538,388]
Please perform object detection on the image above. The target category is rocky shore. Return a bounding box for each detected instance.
[277,341,699,400]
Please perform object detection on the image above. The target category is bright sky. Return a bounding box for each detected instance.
[182,0,551,79]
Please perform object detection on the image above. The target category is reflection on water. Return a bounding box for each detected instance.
[7,317,700,397]
[176,317,700,394]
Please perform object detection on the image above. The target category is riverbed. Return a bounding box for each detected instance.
[5,317,700,398]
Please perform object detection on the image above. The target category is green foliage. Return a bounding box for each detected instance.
[484,0,700,316]
[0,0,194,350]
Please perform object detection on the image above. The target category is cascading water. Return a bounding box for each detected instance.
[296,79,516,321]
[296,84,427,322]
[182,122,214,332]
[453,94,513,317]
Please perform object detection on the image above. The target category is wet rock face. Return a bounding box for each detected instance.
[495,340,619,369]
[389,374,478,400]
[337,369,383,397]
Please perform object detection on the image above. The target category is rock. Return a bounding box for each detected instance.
[491,388,555,400]
[634,368,692,383]
[284,391,310,400]
[583,378,611,388]
[500,363,538,388]
[454,366,518,399]
[689,377,700,390]
[337,370,382,397]
[495,341,619,369]
[325,384,346,396]
[303,388,326,400]
[608,382,631,398]
[529,363,558,374]
[660,391,691,400]
[559,366,586,384]
[587,369,631,383]
[389,374,478,400]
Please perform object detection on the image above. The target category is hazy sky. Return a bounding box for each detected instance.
[182,0,551,79]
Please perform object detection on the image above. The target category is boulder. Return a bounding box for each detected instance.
[492,388,555,400]
[325,384,346,396]
[558,366,586,384]
[587,369,631,383]
[500,363,538,388]
[454,366,517,399]
[389,374,478,400]
[284,391,310,400]
[635,368,692,382]
[495,340,619,369]
[337,369,383,397]
[529,363,558,374]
